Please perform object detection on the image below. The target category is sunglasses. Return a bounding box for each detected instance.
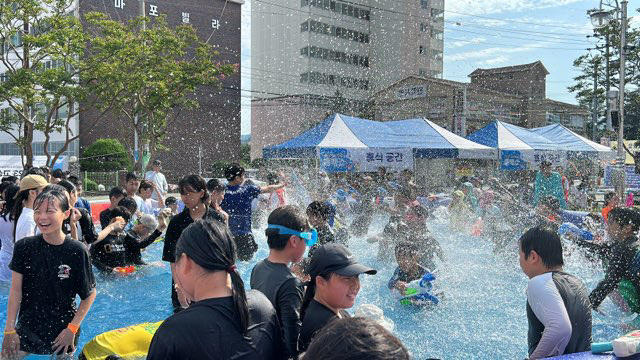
[267,224,317,246]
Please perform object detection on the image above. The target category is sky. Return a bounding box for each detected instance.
[240,0,639,135]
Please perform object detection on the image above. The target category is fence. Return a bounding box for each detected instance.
[83,170,127,192]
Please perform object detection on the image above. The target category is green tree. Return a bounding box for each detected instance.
[568,10,640,137]
[80,138,132,172]
[0,0,119,169]
[83,13,236,171]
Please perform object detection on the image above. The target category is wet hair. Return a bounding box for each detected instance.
[117,196,138,215]
[604,191,617,206]
[266,172,279,185]
[125,172,139,183]
[40,165,51,175]
[175,219,249,334]
[395,241,421,262]
[306,201,329,222]
[51,168,66,180]
[138,213,158,231]
[165,196,177,206]
[57,180,77,196]
[608,207,640,233]
[153,159,162,167]
[43,184,66,194]
[206,178,225,193]
[302,317,410,360]
[138,179,153,192]
[1,176,18,184]
[33,190,70,213]
[178,175,210,204]
[67,176,81,188]
[265,205,309,250]
[24,166,45,178]
[224,163,245,182]
[109,206,132,223]
[0,181,10,196]
[109,186,127,200]
[2,184,19,221]
[540,196,560,212]
[519,226,564,268]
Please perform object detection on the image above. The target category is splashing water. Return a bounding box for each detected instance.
[0,211,628,359]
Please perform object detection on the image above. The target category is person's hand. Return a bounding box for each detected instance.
[51,327,75,356]
[396,281,408,294]
[2,331,20,359]
[109,219,126,233]
[70,209,81,223]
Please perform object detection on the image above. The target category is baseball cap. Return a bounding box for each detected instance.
[18,175,48,193]
[307,244,377,277]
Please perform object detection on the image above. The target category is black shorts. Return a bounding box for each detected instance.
[17,323,80,355]
[234,233,258,262]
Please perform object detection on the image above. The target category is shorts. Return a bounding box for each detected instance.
[17,323,80,355]
[234,233,258,262]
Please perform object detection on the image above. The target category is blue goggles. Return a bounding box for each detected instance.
[267,225,317,246]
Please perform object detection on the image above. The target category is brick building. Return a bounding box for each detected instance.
[78,0,243,181]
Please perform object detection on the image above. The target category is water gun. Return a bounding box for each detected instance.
[558,223,594,241]
[399,272,439,306]
[113,265,135,275]
[592,330,640,357]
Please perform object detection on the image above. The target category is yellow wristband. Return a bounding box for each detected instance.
[3,330,16,335]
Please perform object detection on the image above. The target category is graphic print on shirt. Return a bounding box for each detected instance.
[57,264,71,280]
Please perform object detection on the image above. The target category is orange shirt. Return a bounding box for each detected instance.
[602,205,614,223]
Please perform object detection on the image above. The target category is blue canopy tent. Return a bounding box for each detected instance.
[466,120,563,170]
[263,114,496,172]
[531,123,615,160]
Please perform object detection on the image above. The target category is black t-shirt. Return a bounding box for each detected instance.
[90,233,127,271]
[298,299,350,353]
[147,290,282,360]
[64,208,97,245]
[124,229,162,265]
[162,206,225,263]
[250,259,304,358]
[9,234,95,337]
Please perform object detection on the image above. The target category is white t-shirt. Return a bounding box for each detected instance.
[0,215,14,282]
[15,208,36,242]
[136,195,158,216]
[145,171,168,201]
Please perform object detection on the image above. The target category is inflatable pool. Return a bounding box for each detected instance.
[80,321,162,360]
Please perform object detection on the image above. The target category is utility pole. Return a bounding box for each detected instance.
[605,33,612,131]
[615,0,627,200]
[592,61,598,141]
[134,0,146,168]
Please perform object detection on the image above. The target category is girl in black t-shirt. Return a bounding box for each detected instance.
[2,190,96,358]
[148,219,281,360]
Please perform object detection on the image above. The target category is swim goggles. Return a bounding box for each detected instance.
[267,225,317,246]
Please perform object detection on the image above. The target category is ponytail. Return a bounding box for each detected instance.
[175,219,250,334]
[300,272,331,321]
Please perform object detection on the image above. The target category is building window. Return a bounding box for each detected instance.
[300,71,368,90]
[301,0,309,6]
[431,8,444,21]
[418,69,427,77]
[420,23,428,32]
[301,46,369,68]
[301,20,309,32]
[431,49,443,60]
[509,74,514,80]
[421,0,429,9]
[300,46,309,55]
[431,28,443,40]
[307,20,370,44]
[419,46,425,55]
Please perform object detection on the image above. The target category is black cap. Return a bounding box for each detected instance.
[307,244,377,277]
[540,160,552,166]
[225,163,245,182]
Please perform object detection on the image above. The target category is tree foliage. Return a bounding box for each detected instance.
[83,13,236,171]
[80,138,131,172]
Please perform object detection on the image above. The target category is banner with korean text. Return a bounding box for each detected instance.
[319,148,413,173]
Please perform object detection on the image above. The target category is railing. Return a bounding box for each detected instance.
[83,170,126,192]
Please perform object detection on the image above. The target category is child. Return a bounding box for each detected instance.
[581,208,640,311]
[12,174,48,242]
[602,191,618,223]
[58,180,98,245]
[388,241,422,294]
[519,226,592,359]
[448,190,470,230]
[164,196,179,216]
[147,219,282,360]
[206,178,229,224]
[137,180,164,215]
[89,206,132,273]
[298,243,377,353]
[100,186,126,229]
[124,213,163,266]
[250,205,310,359]
[68,176,91,216]
[307,201,335,250]
[2,190,96,358]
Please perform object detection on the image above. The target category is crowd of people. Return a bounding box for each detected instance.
[0,159,637,359]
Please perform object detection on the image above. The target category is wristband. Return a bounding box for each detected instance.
[67,324,79,334]
[3,330,15,335]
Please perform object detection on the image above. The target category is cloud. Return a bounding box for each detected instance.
[447,42,549,62]
[478,55,510,66]
[445,0,586,18]
[449,36,487,49]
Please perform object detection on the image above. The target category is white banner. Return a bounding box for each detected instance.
[0,156,68,177]
[318,148,413,173]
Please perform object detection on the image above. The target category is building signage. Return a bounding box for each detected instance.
[319,148,413,173]
[395,85,427,100]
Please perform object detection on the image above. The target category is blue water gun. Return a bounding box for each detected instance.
[558,223,594,241]
[400,272,440,306]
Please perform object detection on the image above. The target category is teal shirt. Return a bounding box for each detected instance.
[533,171,567,209]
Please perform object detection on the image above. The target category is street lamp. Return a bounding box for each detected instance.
[589,0,628,200]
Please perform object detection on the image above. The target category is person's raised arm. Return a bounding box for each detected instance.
[94,220,125,245]
[590,249,630,309]
[260,183,286,194]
